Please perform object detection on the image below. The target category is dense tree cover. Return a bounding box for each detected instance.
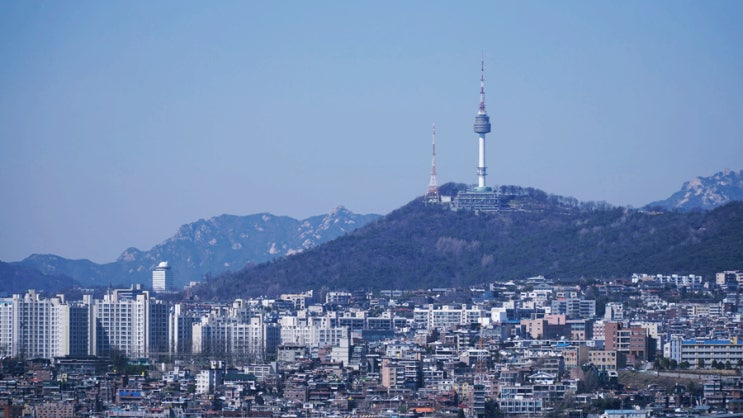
[0,261,77,296]
[192,189,743,299]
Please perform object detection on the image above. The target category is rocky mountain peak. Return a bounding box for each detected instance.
[17,207,381,290]
[647,169,743,212]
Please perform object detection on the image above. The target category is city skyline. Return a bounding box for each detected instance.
[1,1,742,263]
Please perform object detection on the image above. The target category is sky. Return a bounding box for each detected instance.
[1,1,742,263]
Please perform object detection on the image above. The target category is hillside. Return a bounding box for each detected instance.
[194,191,743,299]
[11,207,380,291]
[0,261,77,296]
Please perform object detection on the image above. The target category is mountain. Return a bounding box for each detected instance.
[194,186,743,299]
[647,169,743,212]
[0,261,78,296]
[13,207,381,291]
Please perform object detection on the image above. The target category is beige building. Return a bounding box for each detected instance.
[589,349,623,371]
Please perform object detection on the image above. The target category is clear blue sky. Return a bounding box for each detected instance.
[1,1,742,263]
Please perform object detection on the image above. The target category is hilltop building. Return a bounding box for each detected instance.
[152,261,174,292]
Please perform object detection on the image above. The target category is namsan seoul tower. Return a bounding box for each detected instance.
[473,58,492,191]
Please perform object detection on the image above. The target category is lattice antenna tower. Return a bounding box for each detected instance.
[426,123,441,203]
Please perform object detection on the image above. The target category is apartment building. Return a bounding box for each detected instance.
[413,304,482,330]
[92,287,168,357]
[669,337,743,367]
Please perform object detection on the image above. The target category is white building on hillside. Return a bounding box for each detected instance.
[152,261,174,292]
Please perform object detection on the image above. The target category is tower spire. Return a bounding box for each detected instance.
[479,56,486,114]
[426,123,441,203]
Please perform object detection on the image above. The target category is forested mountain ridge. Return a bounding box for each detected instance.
[0,261,78,296]
[8,207,380,292]
[195,190,743,299]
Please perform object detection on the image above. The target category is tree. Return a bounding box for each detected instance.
[109,348,128,373]
[698,358,706,369]
[687,381,702,399]
[591,397,621,413]
[578,368,599,393]
[211,396,223,412]
[547,391,576,418]
[484,400,503,418]
[654,356,671,370]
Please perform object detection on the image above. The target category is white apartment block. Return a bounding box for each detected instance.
[92,287,168,357]
[280,290,313,310]
[0,298,13,356]
[169,303,197,355]
[551,298,596,318]
[1,292,93,360]
[413,304,483,330]
[196,368,222,394]
[633,273,704,288]
[325,291,352,305]
[10,291,68,359]
[668,336,743,367]
[192,315,279,362]
[279,323,348,348]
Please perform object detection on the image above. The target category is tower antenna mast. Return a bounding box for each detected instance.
[426,123,441,203]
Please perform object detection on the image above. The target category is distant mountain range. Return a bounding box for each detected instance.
[9,207,380,293]
[195,187,743,299]
[5,169,743,297]
[647,169,743,212]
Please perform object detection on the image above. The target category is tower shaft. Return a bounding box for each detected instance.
[477,136,486,188]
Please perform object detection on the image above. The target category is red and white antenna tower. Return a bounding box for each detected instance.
[426,123,441,203]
